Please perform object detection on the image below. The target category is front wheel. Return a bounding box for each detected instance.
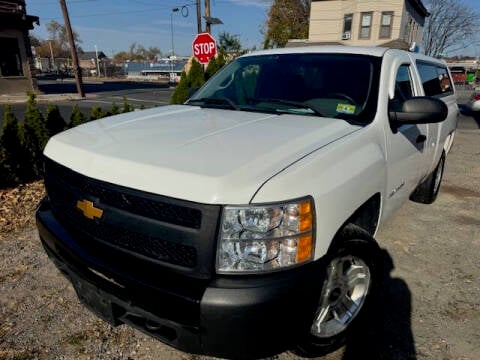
[295,224,380,357]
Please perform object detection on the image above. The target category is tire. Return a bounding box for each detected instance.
[295,224,380,357]
[410,151,445,204]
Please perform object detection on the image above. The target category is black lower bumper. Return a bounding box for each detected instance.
[37,199,325,359]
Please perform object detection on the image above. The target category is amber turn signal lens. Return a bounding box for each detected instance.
[297,235,313,262]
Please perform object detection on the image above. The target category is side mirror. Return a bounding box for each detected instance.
[389,97,448,125]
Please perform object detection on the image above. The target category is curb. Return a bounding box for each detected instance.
[0,94,85,104]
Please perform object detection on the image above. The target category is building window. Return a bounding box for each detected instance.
[359,12,372,39]
[0,37,23,77]
[380,12,393,39]
[343,13,353,37]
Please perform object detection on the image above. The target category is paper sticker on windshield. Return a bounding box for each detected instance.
[336,104,356,114]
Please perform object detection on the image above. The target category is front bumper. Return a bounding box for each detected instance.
[37,198,325,359]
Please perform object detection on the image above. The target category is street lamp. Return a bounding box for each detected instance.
[170,7,179,57]
[170,7,179,83]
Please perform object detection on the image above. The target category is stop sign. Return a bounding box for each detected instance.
[192,33,217,64]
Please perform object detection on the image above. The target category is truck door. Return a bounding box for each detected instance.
[382,55,428,217]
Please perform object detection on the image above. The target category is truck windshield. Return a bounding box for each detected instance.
[187,53,381,124]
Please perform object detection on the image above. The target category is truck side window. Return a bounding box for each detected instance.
[416,61,454,97]
[390,65,413,111]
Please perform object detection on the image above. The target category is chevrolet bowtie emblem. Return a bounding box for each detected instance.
[76,199,104,220]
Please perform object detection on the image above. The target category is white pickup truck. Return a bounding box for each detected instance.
[36,46,458,359]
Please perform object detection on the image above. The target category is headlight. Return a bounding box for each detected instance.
[216,197,315,274]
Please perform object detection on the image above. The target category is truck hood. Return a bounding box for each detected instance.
[44,105,360,204]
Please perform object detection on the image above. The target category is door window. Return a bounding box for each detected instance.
[416,61,454,97]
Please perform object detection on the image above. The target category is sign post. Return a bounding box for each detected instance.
[192,33,217,65]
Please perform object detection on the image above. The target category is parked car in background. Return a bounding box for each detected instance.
[468,89,480,112]
[449,66,467,84]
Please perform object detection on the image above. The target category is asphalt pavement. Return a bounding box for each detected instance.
[0,78,174,125]
[0,80,478,130]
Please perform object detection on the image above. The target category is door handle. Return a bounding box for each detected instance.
[416,134,427,143]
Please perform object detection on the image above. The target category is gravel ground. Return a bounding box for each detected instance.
[0,128,479,360]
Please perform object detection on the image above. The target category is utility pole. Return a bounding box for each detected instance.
[94,44,101,77]
[59,0,85,98]
[196,0,202,34]
[48,40,55,71]
[204,0,211,34]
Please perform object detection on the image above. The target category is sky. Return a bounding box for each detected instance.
[26,0,480,58]
[26,0,272,57]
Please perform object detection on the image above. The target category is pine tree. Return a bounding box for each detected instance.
[188,59,205,88]
[46,105,66,138]
[170,71,190,104]
[122,96,134,113]
[90,106,106,120]
[170,59,206,105]
[205,56,218,81]
[23,93,48,179]
[205,51,227,82]
[69,104,86,128]
[0,105,26,187]
[110,102,120,115]
[216,50,227,69]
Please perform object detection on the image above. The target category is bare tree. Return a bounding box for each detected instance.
[113,44,162,63]
[423,0,479,57]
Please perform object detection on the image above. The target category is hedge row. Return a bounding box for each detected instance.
[0,94,135,189]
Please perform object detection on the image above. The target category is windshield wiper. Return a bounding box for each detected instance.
[187,97,240,110]
[246,97,325,117]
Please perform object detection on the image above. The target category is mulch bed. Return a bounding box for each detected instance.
[0,181,45,239]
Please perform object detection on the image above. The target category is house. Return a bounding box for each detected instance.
[79,50,107,76]
[289,0,429,50]
[0,0,39,95]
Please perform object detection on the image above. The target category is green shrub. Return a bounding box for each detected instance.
[46,105,66,138]
[189,59,205,88]
[69,104,87,128]
[170,71,189,104]
[0,105,27,187]
[205,52,226,81]
[23,93,48,180]
[122,96,134,113]
[110,102,120,115]
[205,56,218,81]
[90,106,106,120]
[171,59,212,105]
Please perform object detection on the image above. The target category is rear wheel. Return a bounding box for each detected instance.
[295,224,380,357]
[410,152,445,204]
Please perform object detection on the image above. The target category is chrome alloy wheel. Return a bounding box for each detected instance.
[311,255,371,338]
